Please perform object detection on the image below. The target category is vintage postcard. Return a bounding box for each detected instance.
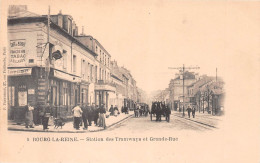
[0,0,259,163]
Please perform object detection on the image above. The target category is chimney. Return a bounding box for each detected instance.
[57,10,63,28]
[81,26,85,36]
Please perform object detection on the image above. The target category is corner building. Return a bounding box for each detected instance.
[7,9,98,123]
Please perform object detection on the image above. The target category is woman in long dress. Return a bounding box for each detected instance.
[25,104,34,128]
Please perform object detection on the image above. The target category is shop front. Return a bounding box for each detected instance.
[48,69,81,118]
[8,67,37,124]
[95,82,116,110]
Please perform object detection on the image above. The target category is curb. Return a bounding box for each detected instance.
[8,114,134,133]
[174,115,218,129]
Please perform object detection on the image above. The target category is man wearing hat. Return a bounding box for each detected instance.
[98,103,106,129]
[72,103,83,130]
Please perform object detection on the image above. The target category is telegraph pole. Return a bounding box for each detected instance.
[216,68,217,82]
[45,6,51,103]
[169,65,200,117]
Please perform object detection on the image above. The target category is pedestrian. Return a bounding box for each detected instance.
[134,106,139,117]
[165,105,171,122]
[109,105,114,116]
[124,106,128,114]
[121,106,124,114]
[192,106,196,118]
[42,102,52,130]
[72,103,82,130]
[81,104,88,130]
[98,103,106,129]
[86,103,92,126]
[114,105,119,116]
[92,104,99,126]
[25,103,34,128]
[186,106,192,118]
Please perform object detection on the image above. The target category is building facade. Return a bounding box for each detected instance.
[7,7,146,124]
[168,71,198,111]
[8,9,99,123]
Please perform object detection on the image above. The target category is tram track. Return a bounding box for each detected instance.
[173,115,217,130]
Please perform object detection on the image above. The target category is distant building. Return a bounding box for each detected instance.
[168,71,198,110]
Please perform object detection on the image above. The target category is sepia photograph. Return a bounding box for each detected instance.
[0,0,259,163]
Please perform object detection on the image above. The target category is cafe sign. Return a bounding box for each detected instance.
[9,39,26,66]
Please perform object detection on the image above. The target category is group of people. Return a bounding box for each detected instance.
[134,105,149,118]
[23,102,53,130]
[109,105,119,117]
[121,106,129,114]
[23,102,109,131]
[151,101,171,122]
[186,105,196,118]
[72,103,107,130]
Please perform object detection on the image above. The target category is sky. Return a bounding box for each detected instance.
[5,0,260,94]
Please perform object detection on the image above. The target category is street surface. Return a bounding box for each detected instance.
[104,113,215,134]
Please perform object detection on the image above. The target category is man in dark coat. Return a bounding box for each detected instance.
[42,102,52,130]
[98,104,106,129]
[109,105,114,116]
[192,106,196,118]
[92,103,98,126]
[186,106,192,118]
[165,105,171,122]
[81,104,88,130]
[86,103,92,126]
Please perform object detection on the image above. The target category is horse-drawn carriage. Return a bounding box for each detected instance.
[150,101,170,122]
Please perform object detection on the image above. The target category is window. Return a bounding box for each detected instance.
[73,55,76,73]
[95,66,97,82]
[103,53,104,64]
[88,63,90,81]
[51,86,57,106]
[18,84,27,106]
[81,60,85,79]
[90,65,93,82]
[63,88,68,105]
[81,88,88,104]
[99,50,101,62]
[37,43,42,56]
[63,51,67,71]
[8,86,15,106]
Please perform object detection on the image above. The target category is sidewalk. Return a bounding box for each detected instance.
[173,111,223,128]
[8,111,134,133]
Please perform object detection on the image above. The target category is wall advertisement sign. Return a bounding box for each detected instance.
[8,68,32,76]
[9,39,26,66]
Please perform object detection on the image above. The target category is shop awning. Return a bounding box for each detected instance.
[53,69,80,82]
